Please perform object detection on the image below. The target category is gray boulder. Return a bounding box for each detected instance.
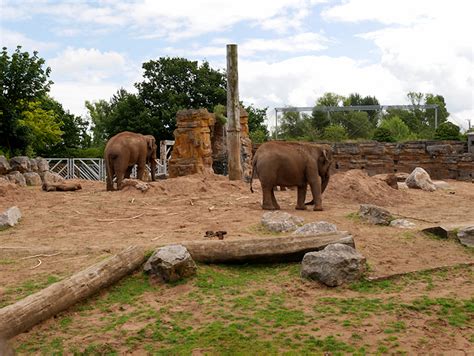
[23,172,42,186]
[261,211,304,233]
[41,171,64,185]
[358,204,393,225]
[36,157,49,172]
[0,156,10,175]
[144,245,197,282]
[390,219,416,229]
[7,171,26,187]
[0,206,22,229]
[457,226,474,248]
[292,221,337,236]
[9,156,30,173]
[405,167,436,192]
[29,158,38,172]
[301,243,366,287]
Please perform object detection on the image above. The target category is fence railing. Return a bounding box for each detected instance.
[46,140,174,181]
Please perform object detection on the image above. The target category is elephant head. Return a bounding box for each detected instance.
[144,135,158,181]
[317,145,333,193]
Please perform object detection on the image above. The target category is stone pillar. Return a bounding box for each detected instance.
[168,109,215,178]
[240,107,253,182]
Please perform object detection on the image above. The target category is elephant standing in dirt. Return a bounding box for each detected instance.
[250,141,333,211]
[104,131,158,191]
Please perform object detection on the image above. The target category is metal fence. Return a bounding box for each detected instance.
[46,140,175,181]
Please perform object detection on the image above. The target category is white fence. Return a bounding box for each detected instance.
[46,140,174,181]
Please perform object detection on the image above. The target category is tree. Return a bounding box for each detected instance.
[321,124,348,142]
[136,57,226,139]
[336,111,373,139]
[277,110,315,140]
[0,46,53,153]
[17,100,63,155]
[311,92,345,132]
[344,93,380,127]
[379,116,412,141]
[434,122,461,140]
[373,127,396,142]
[244,104,269,143]
[86,99,112,146]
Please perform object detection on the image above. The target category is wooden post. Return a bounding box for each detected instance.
[226,44,242,180]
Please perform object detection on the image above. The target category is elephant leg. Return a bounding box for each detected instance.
[262,185,278,210]
[296,185,307,210]
[271,189,280,210]
[136,163,146,181]
[116,171,125,190]
[308,176,323,211]
[124,166,133,179]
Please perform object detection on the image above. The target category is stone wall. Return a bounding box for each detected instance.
[253,141,473,181]
[0,156,51,186]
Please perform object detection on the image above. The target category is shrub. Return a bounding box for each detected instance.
[379,116,412,141]
[372,127,396,142]
[435,122,461,140]
[321,125,348,142]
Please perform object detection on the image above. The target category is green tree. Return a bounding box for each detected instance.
[373,127,396,142]
[311,92,345,132]
[244,104,269,142]
[379,116,412,141]
[434,122,461,140]
[0,46,53,153]
[336,111,373,139]
[344,93,380,127]
[277,110,315,140]
[321,124,348,142]
[17,100,63,154]
[85,99,112,146]
[136,57,226,139]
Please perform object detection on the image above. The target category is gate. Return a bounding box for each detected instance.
[47,140,174,181]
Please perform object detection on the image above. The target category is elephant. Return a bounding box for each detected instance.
[250,141,333,211]
[104,131,158,191]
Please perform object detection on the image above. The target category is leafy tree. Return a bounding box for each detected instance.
[0,46,53,153]
[344,93,380,127]
[17,100,63,155]
[379,116,412,141]
[311,92,345,132]
[425,94,449,128]
[321,124,348,142]
[136,57,226,139]
[85,99,112,146]
[336,111,373,139]
[373,127,396,142]
[277,110,316,140]
[245,104,269,142]
[434,122,461,140]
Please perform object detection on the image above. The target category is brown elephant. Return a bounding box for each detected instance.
[104,131,158,191]
[250,141,333,211]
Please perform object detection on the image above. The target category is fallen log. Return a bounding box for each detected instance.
[182,232,355,264]
[0,245,145,339]
[42,181,82,192]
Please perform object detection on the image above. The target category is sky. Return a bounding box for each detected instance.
[1,0,473,131]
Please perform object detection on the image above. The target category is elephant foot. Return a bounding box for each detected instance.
[295,205,307,210]
[304,200,314,206]
[262,204,278,210]
[313,205,323,211]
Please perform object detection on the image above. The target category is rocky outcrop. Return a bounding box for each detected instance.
[0,157,10,175]
[358,204,393,225]
[23,172,42,186]
[144,245,197,282]
[42,171,64,185]
[168,109,215,178]
[1,156,53,187]
[261,211,304,232]
[457,226,474,248]
[390,219,416,229]
[9,156,30,173]
[292,221,338,236]
[7,171,26,187]
[405,167,436,192]
[301,243,366,287]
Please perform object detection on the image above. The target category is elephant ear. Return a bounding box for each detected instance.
[147,136,156,150]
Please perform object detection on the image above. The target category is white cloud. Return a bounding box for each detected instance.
[0,28,58,52]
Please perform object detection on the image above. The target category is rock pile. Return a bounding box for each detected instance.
[0,156,62,187]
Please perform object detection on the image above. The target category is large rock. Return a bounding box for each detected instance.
[7,171,26,187]
[261,211,304,232]
[390,219,416,229]
[36,157,49,172]
[29,158,38,172]
[41,171,64,185]
[292,221,337,236]
[23,172,42,186]
[358,204,393,225]
[0,206,22,229]
[9,156,30,173]
[457,226,474,248]
[144,245,197,282]
[0,156,11,175]
[372,173,398,189]
[301,243,366,287]
[405,167,436,192]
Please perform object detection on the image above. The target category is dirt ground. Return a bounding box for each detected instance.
[1,169,473,353]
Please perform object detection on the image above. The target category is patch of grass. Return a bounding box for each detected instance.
[1,274,62,307]
[384,321,406,334]
[246,223,285,236]
[0,259,15,265]
[345,212,360,221]
[349,279,398,293]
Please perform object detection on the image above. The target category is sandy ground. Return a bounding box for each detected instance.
[1,169,473,287]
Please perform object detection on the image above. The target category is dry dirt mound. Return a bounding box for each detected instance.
[326,169,409,206]
[0,181,34,205]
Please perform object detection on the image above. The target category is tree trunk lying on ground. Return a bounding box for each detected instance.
[42,181,82,191]
[0,245,145,340]
[182,232,355,264]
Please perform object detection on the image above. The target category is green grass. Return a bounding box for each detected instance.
[11,263,474,354]
[0,274,62,307]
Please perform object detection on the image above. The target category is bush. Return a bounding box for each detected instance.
[249,129,269,144]
[321,125,348,142]
[372,127,396,142]
[435,122,461,140]
[379,116,412,141]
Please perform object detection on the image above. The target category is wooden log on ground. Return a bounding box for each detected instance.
[182,232,355,264]
[0,245,145,339]
[42,181,82,192]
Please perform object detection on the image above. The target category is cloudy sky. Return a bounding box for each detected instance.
[1,0,473,130]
